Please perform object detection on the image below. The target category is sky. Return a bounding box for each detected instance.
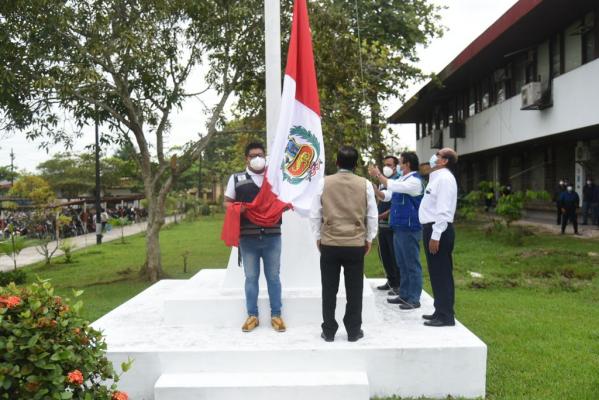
[0,0,519,173]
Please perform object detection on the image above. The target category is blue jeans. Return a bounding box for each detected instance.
[392,228,423,304]
[239,234,282,317]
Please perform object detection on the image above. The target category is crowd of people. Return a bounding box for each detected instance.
[0,206,147,241]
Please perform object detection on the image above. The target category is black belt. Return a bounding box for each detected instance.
[240,227,281,236]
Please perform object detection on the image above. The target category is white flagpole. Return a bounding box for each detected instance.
[265,0,281,151]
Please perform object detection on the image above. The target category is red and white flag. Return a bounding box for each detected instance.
[267,0,324,216]
[221,0,323,246]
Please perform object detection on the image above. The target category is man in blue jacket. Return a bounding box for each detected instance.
[370,152,424,309]
[559,183,580,235]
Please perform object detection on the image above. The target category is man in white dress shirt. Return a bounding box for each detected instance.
[310,146,378,342]
[419,147,458,327]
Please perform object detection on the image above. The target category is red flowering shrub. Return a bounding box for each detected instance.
[112,391,129,400]
[0,280,131,399]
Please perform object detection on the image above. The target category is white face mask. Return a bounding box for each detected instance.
[567,186,573,192]
[429,154,438,169]
[587,181,592,185]
[559,181,564,185]
[382,166,395,177]
[249,156,266,171]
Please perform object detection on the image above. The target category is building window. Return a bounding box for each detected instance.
[525,49,537,83]
[582,12,597,64]
[511,53,527,95]
[550,33,563,78]
[468,86,476,117]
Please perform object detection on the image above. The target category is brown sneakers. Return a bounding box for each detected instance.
[271,316,286,332]
[241,316,259,332]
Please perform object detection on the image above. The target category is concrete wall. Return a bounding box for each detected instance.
[416,58,599,160]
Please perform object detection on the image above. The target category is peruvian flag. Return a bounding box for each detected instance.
[267,0,324,216]
[221,0,323,246]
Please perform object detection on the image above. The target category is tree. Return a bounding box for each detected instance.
[0,166,18,183]
[8,175,55,205]
[0,224,26,271]
[38,153,95,199]
[37,152,142,198]
[1,0,265,281]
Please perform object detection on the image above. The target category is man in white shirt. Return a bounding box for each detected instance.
[310,146,378,342]
[419,147,458,327]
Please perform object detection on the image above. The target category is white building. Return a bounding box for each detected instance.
[389,0,599,196]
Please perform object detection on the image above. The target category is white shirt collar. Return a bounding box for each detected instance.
[246,167,265,177]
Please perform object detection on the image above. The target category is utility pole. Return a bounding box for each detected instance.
[94,112,103,244]
[9,148,15,186]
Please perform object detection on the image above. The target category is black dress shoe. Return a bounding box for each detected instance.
[387,296,409,305]
[399,302,420,310]
[347,330,364,342]
[387,287,400,296]
[321,332,334,342]
[424,319,455,327]
[422,314,437,320]
[377,281,391,290]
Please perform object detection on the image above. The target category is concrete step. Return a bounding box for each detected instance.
[154,371,370,400]
[163,269,378,327]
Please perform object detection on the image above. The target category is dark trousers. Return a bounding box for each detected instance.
[556,204,562,225]
[320,245,364,337]
[561,210,578,233]
[378,227,400,288]
[423,223,455,323]
[582,201,591,224]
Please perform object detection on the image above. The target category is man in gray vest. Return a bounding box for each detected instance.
[310,146,378,342]
[224,142,286,333]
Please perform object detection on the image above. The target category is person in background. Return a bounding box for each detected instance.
[373,155,401,296]
[558,183,580,235]
[582,178,595,225]
[592,183,599,226]
[553,179,567,225]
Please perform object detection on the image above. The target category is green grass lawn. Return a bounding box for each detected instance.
[12,215,599,399]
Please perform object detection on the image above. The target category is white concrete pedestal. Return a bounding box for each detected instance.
[93,272,487,400]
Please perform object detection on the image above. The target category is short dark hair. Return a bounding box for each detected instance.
[336,145,359,170]
[245,142,265,157]
[444,153,457,168]
[383,155,399,166]
[400,151,419,172]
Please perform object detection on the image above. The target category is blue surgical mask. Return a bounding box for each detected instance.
[429,154,438,169]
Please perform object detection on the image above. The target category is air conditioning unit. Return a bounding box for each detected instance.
[575,144,591,162]
[448,121,465,138]
[521,82,542,109]
[430,129,443,149]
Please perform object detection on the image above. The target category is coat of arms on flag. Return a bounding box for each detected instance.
[282,125,322,184]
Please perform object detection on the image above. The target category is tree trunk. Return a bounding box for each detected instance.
[140,219,164,282]
[139,193,166,282]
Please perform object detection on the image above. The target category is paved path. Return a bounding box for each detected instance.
[0,216,177,272]
[518,210,599,239]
